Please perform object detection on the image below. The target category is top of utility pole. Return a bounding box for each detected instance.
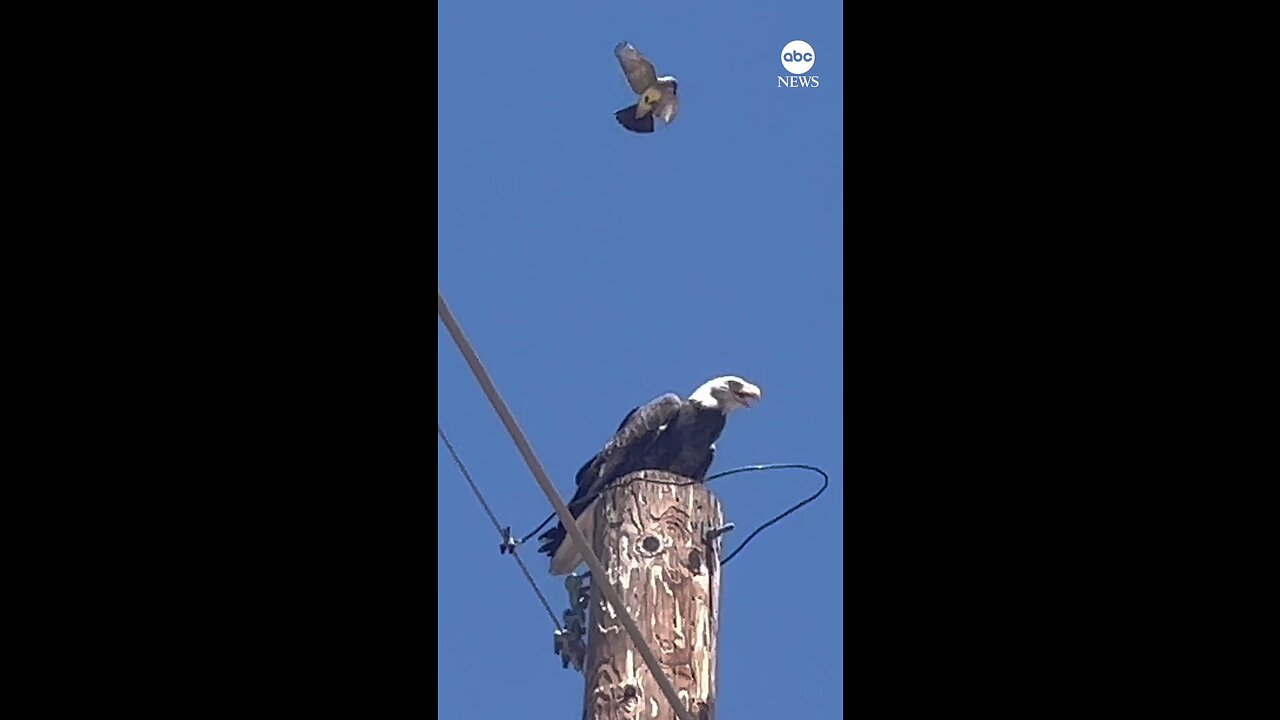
[580,470,727,720]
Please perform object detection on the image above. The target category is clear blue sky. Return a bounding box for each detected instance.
[438,3,843,718]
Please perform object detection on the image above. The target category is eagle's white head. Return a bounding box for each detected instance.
[689,375,762,414]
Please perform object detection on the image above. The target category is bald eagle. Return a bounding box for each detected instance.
[537,375,762,576]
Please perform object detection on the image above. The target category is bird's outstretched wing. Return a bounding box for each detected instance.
[615,41,658,95]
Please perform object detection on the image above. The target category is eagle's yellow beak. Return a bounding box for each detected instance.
[736,385,762,407]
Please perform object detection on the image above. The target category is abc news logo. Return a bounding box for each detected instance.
[778,40,819,88]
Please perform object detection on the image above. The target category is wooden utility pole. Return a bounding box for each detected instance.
[582,470,726,720]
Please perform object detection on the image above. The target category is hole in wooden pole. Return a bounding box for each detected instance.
[642,536,660,553]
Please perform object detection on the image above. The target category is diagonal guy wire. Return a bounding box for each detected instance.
[437,421,561,631]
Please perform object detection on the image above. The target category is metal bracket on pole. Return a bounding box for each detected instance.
[498,526,518,555]
[705,522,736,542]
[553,573,590,671]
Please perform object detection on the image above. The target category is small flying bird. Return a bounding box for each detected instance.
[613,41,679,134]
[537,375,762,576]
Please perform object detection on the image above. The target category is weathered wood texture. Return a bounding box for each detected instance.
[582,470,725,720]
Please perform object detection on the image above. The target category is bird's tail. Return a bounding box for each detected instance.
[615,104,655,134]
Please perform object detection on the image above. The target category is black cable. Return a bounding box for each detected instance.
[519,512,557,545]
[704,464,829,565]
[519,463,829,567]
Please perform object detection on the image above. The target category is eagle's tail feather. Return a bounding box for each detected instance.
[615,104,655,134]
